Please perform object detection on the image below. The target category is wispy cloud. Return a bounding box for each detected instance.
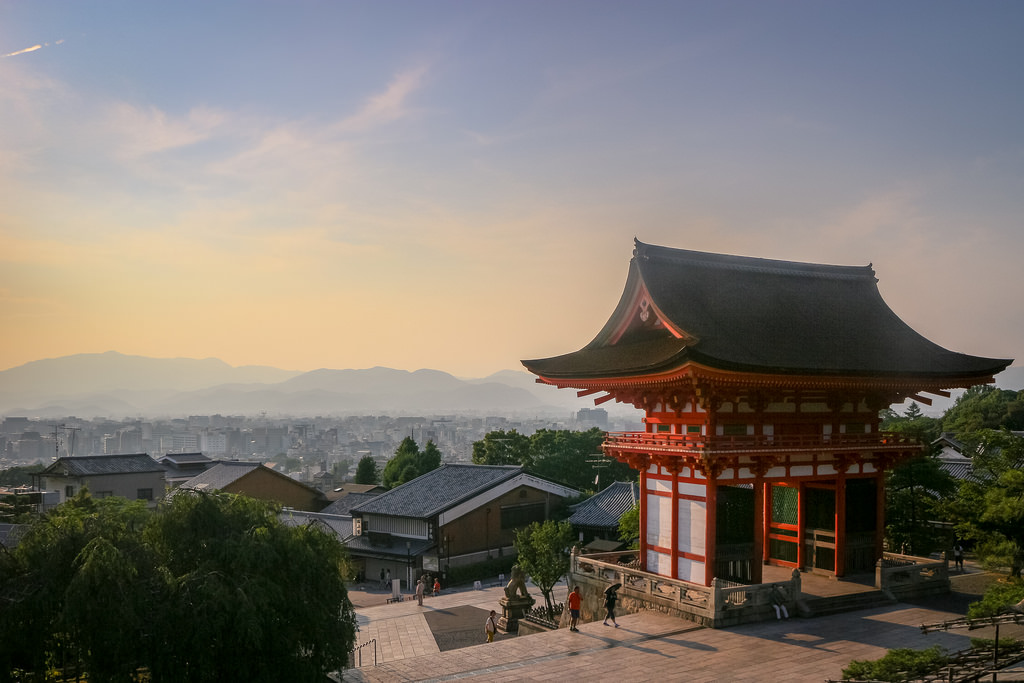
[107,103,228,158]
[334,64,429,133]
[3,39,63,58]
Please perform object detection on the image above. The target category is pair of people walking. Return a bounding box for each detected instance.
[567,583,619,631]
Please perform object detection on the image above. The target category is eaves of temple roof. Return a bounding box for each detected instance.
[522,240,1012,395]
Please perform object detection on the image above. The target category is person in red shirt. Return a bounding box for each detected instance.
[568,586,582,632]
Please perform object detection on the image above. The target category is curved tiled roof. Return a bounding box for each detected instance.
[568,481,639,529]
[523,240,1011,382]
[43,454,165,477]
[349,464,523,519]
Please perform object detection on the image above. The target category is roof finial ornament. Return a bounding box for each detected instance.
[633,237,647,260]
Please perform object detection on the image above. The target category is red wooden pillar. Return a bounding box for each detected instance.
[639,466,648,572]
[670,463,680,579]
[796,482,806,570]
[835,474,847,577]
[762,482,772,564]
[752,478,764,584]
[704,479,718,586]
[875,471,886,560]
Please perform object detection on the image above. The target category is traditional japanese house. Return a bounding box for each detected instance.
[523,240,1011,586]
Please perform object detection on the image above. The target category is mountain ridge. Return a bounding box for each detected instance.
[0,352,601,418]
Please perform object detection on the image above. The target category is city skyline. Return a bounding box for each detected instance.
[2,2,1022,378]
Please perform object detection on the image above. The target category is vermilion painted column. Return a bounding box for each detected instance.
[835,475,847,577]
[752,478,764,584]
[875,471,886,560]
[639,467,648,572]
[671,463,680,579]
[704,479,717,586]
[796,482,806,570]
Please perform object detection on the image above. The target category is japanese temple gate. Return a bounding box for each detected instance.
[523,240,1011,586]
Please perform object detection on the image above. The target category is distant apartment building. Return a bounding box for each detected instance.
[200,430,229,455]
[38,454,167,508]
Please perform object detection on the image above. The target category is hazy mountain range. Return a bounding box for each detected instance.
[2,352,1020,420]
[0,352,612,418]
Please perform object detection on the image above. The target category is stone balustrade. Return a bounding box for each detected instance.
[571,550,801,628]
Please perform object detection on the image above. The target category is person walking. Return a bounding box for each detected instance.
[433,577,441,596]
[416,578,425,606]
[568,586,582,632]
[603,584,620,627]
[485,610,499,642]
[953,542,965,572]
[379,568,386,590]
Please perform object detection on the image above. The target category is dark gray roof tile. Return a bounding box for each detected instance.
[350,464,523,519]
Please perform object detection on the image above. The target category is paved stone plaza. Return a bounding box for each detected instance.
[340,570,1023,682]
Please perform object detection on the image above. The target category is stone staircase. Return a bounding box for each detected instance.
[796,589,897,618]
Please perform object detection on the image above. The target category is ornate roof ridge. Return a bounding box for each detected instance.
[633,238,876,282]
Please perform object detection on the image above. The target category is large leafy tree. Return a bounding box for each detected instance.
[472,429,531,467]
[353,454,380,484]
[0,490,357,683]
[513,519,575,619]
[880,403,953,555]
[941,385,1024,433]
[945,430,1024,577]
[381,437,443,489]
[618,502,640,550]
[473,428,635,491]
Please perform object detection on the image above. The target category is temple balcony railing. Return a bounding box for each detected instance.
[570,549,801,628]
[604,431,918,458]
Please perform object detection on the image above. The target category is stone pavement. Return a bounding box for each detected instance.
[340,571,1023,682]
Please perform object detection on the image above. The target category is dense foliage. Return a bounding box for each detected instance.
[381,437,442,489]
[353,454,381,484]
[0,490,357,683]
[945,430,1024,577]
[940,385,1024,433]
[842,646,949,682]
[617,502,640,550]
[472,428,635,491]
[513,519,575,619]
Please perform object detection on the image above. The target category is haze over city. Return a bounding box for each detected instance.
[2,1,1021,381]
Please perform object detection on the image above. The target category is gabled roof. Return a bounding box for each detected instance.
[42,454,165,477]
[179,460,262,490]
[348,464,579,520]
[321,491,380,516]
[159,452,213,466]
[523,240,1012,386]
[568,481,639,529]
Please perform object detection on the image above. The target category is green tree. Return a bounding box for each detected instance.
[941,385,1024,434]
[530,428,634,491]
[881,403,952,555]
[382,437,420,489]
[353,455,380,484]
[618,502,640,549]
[472,428,634,491]
[0,463,44,487]
[381,437,444,489]
[472,429,531,466]
[0,489,357,683]
[0,490,154,681]
[513,519,575,619]
[945,430,1024,577]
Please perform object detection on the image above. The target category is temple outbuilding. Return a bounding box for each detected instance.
[523,240,1011,586]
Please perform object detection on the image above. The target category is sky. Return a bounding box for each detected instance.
[2,1,1022,381]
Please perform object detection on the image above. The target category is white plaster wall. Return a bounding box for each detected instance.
[678,481,706,498]
[647,493,672,550]
[678,556,705,583]
[678,499,707,556]
[647,549,668,575]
